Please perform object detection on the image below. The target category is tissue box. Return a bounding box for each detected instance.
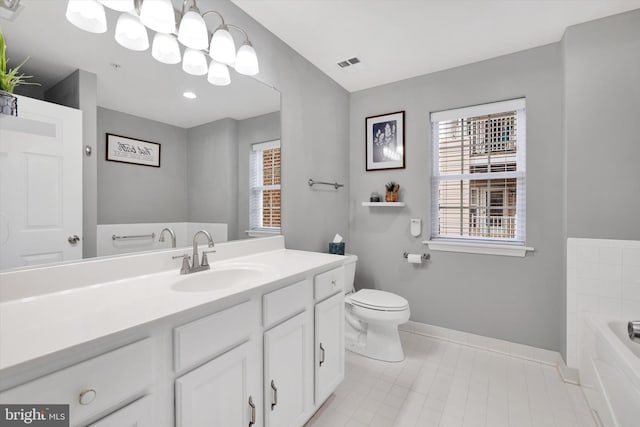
[328,242,345,255]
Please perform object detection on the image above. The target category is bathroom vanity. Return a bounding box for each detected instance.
[0,236,346,427]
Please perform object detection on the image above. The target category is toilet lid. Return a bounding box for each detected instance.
[350,289,409,311]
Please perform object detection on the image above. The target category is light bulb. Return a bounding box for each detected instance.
[182,48,208,76]
[234,41,259,76]
[207,60,231,86]
[115,12,149,51]
[65,0,107,33]
[178,9,208,50]
[98,0,134,12]
[152,33,181,64]
[140,0,176,34]
[209,25,236,65]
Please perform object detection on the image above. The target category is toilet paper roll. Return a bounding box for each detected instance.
[407,253,422,264]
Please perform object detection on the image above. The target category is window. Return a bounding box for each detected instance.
[250,140,281,232]
[430,99,526,245]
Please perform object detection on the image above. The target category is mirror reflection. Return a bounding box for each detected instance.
[0,0,281,271]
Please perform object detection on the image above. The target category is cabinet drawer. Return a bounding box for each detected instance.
[0,339,152,427]
[263,280,310,329]
[88,396,152,427]
[174,300,257,372]
[314,267,344,302]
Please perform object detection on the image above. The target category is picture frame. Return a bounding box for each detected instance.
[365,111,405,171]
[106,133,161,168]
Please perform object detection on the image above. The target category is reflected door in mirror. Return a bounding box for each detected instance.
[0,96,83,270]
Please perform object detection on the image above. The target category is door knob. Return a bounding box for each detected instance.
[68,235,80,245]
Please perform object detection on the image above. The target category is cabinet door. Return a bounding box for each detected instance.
[175,340,260,427]
[315,292,344,404]
[264,311,312,427]
[88,396,152,427]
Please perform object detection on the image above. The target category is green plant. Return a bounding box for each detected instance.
[0,31,39,93]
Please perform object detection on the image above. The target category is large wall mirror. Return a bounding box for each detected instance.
[0,0,281,271]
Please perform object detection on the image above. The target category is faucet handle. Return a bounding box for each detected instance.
[172,254,191,274]
[201,250,216,267]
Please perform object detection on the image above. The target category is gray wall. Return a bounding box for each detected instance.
[201,0,350,252]
[564,10,640,240]
[237,111,281,238]
[46,70,98,258]
[349,44,565,352]
[187,118,239,239]
[97,108,189,224]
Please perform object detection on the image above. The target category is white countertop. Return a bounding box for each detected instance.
[0,248,344,371]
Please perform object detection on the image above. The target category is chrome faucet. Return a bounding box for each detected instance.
[172,230,216,275]
[159,227,176,248]
[629,321,640,342]
[191,229,215,270]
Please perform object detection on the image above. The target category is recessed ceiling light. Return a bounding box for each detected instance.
[183,91,197,99]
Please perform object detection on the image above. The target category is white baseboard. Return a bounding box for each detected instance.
[399,320,580,385]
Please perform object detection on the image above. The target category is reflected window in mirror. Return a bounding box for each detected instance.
[250,140,281,233]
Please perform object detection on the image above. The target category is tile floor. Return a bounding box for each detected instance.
[306,331,596,427]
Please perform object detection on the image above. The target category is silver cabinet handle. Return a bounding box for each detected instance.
[248,395,255,426]
[319,343,325,367]
[68,235,80,245]
[270,380,278,410]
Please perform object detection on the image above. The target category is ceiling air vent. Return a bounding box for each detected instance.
[337,57,361,68]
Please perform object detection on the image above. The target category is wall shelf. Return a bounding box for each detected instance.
[361,202,406,207]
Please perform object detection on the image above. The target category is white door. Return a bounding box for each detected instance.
[0,95,82,269]
[264,311,312,427]
[315,292,345,405]
[88,396,152,427]
[175,340,260,427]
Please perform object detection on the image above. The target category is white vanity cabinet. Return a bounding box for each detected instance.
[0,246,347,427]
[314,291,345,404]
[175,340,260,427]
[0,338,153,427]
[262,280,314,427]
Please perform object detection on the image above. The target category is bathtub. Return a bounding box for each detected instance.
[579,315,640,427]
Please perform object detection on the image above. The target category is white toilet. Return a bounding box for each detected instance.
[343,255,410,362]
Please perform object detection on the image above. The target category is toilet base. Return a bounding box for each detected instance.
[345,322,405,362]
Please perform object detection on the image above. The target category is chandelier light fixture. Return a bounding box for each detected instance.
[65,0,260,87]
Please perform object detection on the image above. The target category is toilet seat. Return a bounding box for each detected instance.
[349,289,409,312]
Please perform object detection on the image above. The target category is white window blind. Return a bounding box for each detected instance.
[430,99,526,244]
[250,140,281,231]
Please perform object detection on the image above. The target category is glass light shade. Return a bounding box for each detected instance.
[140,0,176,34]
[182,48,208,76]
[98,0,134,12]
[209,25,236,65]
[177,10,208,50]
[65,0,107,33]
[152,33,181,64]
[115,13,149,51]
[207,60,230,86]
[234,41,259,76]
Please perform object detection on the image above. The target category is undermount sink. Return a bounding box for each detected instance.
[171,263,269,292]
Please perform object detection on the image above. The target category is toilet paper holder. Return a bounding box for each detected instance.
[403,252,430,261]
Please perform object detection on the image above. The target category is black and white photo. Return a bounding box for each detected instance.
[366,111,405,171]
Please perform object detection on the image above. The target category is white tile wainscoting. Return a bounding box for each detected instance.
[566,238,640,370]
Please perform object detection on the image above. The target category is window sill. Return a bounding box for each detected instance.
[245,229,281,238]
[423,240,534,257]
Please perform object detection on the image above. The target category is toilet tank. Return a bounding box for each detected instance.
[343,254,358,293]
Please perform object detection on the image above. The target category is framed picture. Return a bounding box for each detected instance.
[106,133,161,168]
[366,111,405,171]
